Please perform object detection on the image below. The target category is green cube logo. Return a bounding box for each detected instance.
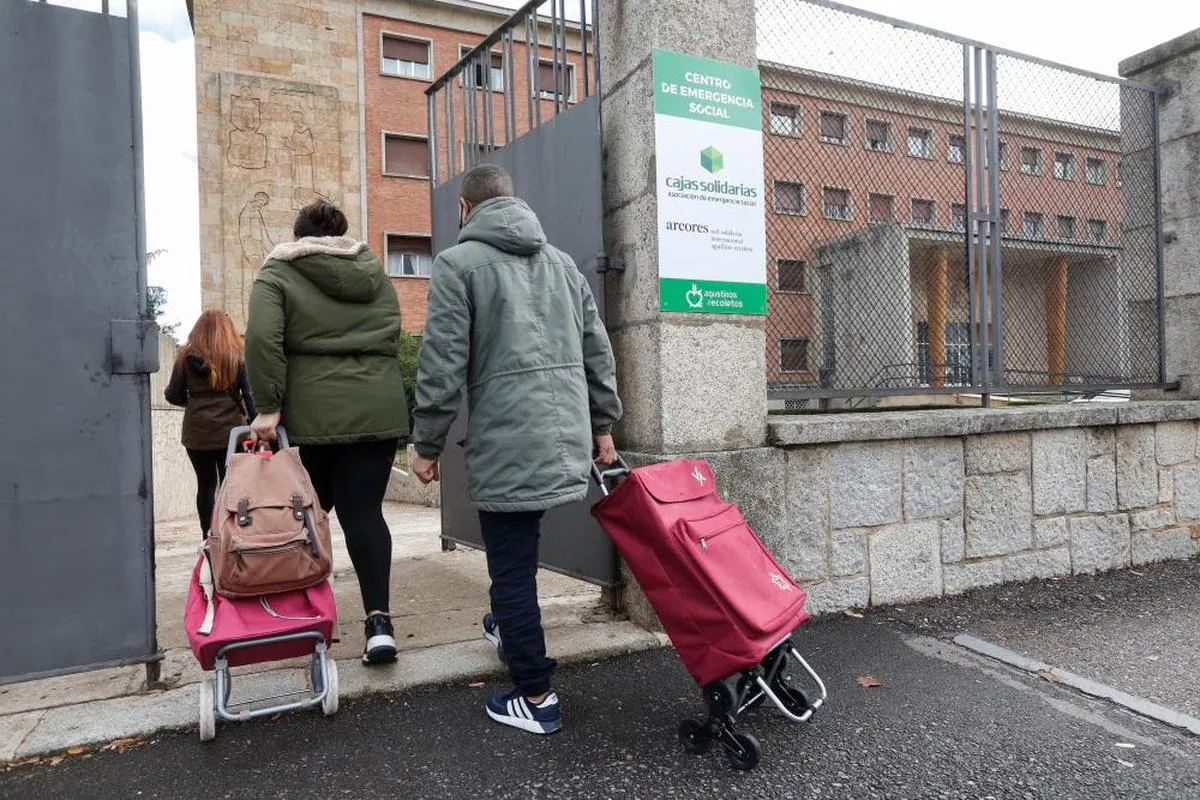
[700,146,724,174]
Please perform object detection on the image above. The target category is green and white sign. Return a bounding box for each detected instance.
[653,49,766,315]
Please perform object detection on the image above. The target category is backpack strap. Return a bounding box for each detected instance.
[198,549,216,636]
[291,491,304,521]
[236,498,251,527]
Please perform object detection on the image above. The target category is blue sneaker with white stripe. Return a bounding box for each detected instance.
[482,613,507,664]
[485,688,562,735]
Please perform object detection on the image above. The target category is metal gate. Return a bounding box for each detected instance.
[0,0,159,683]
[757,0,1164,407]
[424,0,617,585]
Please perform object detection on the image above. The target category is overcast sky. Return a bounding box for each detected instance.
[116,0,1200,335]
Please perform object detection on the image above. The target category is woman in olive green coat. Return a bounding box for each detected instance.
[245,199,408,666]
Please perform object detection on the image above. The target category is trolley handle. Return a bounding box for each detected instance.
[591,456,630,497]
[225,424,290,464]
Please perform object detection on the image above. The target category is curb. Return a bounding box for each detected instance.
[954,633,1200,736]
[2,622,667,763]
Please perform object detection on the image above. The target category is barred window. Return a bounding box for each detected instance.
[865,119,891,152]
[1021,146,1042,175]
[774,181,806,214]
[777,260,806,293]
[769,102,801,137]
[868,193,894,224]
[822,187,851,220]
[911,198,934,226]
[908,128,933,159]
[819,111,848,144]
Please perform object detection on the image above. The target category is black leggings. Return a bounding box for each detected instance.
[186,449,227,537]
[300,438,398,615]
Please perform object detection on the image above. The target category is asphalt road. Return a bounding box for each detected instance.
[3,564,1199,800]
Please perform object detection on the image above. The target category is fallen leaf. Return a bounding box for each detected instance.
[66,746,88,756]
[857,675,885,688]
[1095,593,1108,601]
[47,757,64,767]
[844,609,865,619]
[1129,570,1145,577]
[1036,670,1065,684]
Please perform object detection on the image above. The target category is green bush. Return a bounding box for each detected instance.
[397,332,421,446]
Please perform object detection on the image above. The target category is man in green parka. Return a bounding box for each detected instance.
[411,165,622,735]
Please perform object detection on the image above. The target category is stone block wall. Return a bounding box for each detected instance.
[620,404,1200,625]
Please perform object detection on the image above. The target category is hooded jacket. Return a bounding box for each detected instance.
[164,354,256,451]
[244,236,408,445]
[412,196,622,513]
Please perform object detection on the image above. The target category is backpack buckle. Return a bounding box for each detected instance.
[291,491,304,521]
[236,498,252,527]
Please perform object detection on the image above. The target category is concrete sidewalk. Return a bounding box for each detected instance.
[0,503,662,761]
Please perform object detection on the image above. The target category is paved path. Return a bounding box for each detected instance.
[4,561,1199,799]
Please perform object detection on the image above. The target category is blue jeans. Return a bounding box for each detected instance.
[479,510,556,696]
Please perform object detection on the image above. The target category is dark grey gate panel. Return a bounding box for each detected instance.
[0,2,158,682]
[431,97,616,586]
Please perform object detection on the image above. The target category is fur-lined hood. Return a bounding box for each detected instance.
[264,236,368,264]
[263,236,385,303]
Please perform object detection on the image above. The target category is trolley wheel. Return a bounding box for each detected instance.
[774,681,811,717]
[724,732,761,771]
[678,719,712,755]
[321,660,339,717]
[199,679,216,742]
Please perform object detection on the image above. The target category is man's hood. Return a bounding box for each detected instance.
[458,197,547,256]
[264,236,385,302]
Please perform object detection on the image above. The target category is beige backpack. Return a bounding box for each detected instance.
[208,430,332,598]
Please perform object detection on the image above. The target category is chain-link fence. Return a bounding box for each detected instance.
[756,0,1163,406]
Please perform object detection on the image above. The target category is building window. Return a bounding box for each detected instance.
[1000,208,1010,234]
[459,47,504,90]
[822,186,851,220]
[1054,152,1075,181]
[948,134,965,164]
[1088,219,1107,243]
[1116,160,1124,187]
[1020,146,1042,175]
[908,128,933,159]
[382,36,432,80]
[537,60,576,102]
[997,141,1009,170]
[868,193,895,224]
[917,322,972,386]
[1057,215,1076,240]
[818,111,848,145]
[950,203,967,232]
[911,198,935,227]
[774,181,806,215]
[1086,157,1106,185]
[383,134,428,178]
[385,235,433,278]
[1023,211,1044,238]
[780,338,809,373]
[777,260,806,293]
[864,119,891,152]
[769,102,801,137]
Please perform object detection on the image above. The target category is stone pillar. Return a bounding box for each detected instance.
[1120,29,1200,396]
[1047,255,1068,384]
[599,0,765,625]
[928,248,949,388]
[599,0,766,456]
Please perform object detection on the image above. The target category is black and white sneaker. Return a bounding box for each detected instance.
[482,613,507,664]
[485,688,562,735]
[362,613,397,665]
